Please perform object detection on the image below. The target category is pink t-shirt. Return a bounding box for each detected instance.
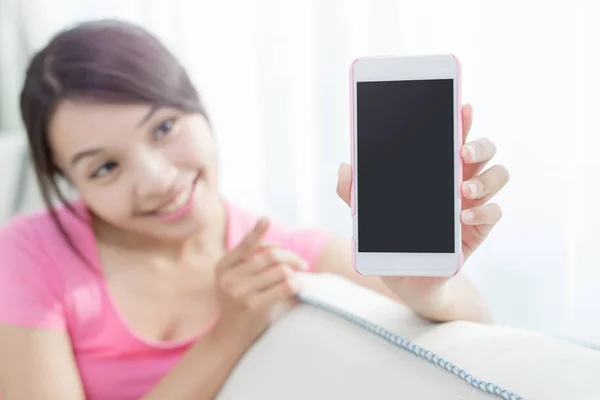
[0,199,329,400]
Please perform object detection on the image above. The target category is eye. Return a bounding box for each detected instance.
[90,161,117,179]
[153,118,176,141]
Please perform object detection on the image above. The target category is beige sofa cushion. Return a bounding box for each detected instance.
[218,273,600,400]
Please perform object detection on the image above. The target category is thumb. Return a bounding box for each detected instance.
[336,163,353,207]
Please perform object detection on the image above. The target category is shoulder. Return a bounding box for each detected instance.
[0,200,95,297]
[0,207,55,257]
[0,203,91,330]
[225,201,333,271]
[0,199,92,255]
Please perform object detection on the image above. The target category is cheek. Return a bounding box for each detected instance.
[79,183,133,223]
[173,126,217,169]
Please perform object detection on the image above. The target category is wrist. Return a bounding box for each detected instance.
[401,277,492,324]
[405,283,453,321]
[443,275,493,323]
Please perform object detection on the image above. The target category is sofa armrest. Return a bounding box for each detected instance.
[217,273,600,400]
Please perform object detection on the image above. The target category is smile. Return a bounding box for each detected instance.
[157,187,194,214]
[154,173,202,223]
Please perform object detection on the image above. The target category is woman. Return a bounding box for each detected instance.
[0,20,509,400]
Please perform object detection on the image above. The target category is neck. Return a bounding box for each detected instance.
[92,196,228,264]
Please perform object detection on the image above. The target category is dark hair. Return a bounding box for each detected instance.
[19,19,208,260]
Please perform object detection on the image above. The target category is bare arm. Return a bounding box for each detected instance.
[313,235,492,323]
[0,325,85,399]
[0,321,255,400]
[143,321,255,400]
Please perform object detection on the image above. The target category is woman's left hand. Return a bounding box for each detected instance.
[336,104,509,296]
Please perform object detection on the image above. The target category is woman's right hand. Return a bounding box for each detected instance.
[212,218,308,342]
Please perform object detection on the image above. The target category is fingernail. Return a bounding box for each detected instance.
[287,274,301,293]
[290,283,300,295]
[462,182,478,197]
[299,260,309,271]
[462,210,475,222]
[463,145,476,160]
[469,182,478,196]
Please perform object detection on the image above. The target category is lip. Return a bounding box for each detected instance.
[155,174,201,223]
[156,189,187,212]
[139,171,202,221]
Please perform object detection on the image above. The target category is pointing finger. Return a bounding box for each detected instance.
[218,218,270,269]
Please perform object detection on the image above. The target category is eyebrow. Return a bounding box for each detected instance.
[70,148,103,168]
[137,105,160,128]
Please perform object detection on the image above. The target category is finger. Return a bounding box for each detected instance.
[244,247,309,274]
[228,264,294,299]
[247,279,299,311]
[462,138,497,180]
[461,103,473,143]
[218,218,270,270]
[461,137,496,165]
[461,164,510,202]
[336,162,352,208]
[461,203,503,226]
[260,240,280,248]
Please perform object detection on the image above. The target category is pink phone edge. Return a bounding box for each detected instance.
[349,58,360,274]
[451,53,464,276]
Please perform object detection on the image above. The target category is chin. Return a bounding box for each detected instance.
[151,225,205,242]
[143,207,207,242]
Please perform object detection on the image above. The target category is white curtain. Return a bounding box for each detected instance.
[3,0,600,342]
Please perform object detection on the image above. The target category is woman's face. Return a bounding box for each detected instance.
[49,101,220,242]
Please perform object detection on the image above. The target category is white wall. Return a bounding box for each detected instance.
[2,0,600,342]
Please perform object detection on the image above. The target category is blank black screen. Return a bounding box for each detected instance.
[356,79,455,253]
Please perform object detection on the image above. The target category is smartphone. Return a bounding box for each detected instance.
[350,54,462,276]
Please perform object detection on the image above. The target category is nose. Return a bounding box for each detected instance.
[133,152,178,201]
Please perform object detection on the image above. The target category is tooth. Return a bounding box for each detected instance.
[159,189,190,214]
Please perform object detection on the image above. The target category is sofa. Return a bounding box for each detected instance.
[217,273,600,399]
[1,131,599,399]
